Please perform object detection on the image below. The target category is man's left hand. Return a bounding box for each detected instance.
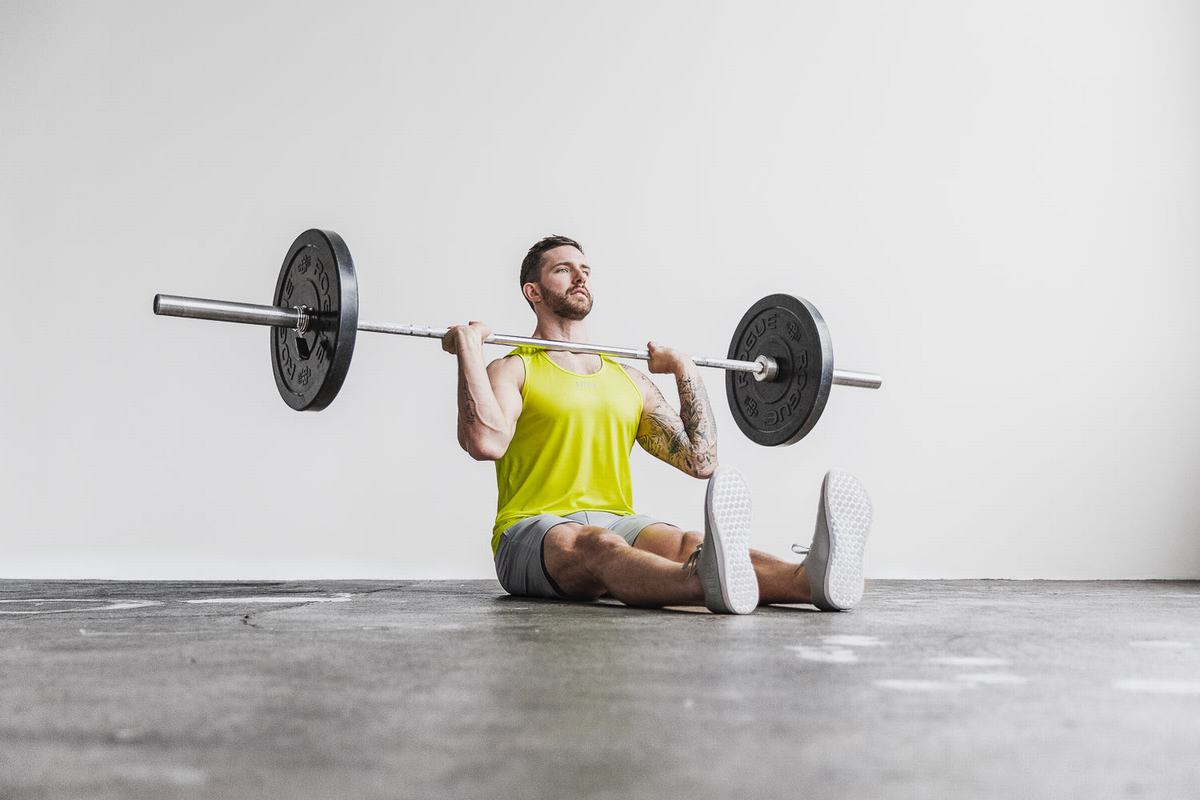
[646,341,691,375]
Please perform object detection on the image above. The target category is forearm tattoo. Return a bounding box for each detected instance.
[459,375,478,427]
[633,367,718,476]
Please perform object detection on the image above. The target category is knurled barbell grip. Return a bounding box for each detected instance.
[355,320,777,379]
[152,293,883,388]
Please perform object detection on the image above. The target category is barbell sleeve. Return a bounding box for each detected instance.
[153,294,302,329]
[828,370,883,389]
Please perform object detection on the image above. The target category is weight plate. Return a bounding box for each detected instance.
[726,294,833,446]
[271,229,358,411]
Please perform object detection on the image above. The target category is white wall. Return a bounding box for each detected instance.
[3,0,1198,580]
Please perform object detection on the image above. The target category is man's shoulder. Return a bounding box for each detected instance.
[488,352,524,370]
[487,353,526,386]
[618,362,650,386]
[617,363,658,404]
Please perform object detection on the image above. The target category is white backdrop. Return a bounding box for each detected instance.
[3,0,1198,579]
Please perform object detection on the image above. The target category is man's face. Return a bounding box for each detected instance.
[532,245,592,321]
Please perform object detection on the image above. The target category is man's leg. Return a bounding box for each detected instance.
[543,522,705,607]
[633,524,813,606]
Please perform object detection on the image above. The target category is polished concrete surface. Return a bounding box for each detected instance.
[1,579,1197,800]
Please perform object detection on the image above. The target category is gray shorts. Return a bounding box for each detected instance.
[494,511,675,599]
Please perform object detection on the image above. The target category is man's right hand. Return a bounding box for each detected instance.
[441,321,492,355]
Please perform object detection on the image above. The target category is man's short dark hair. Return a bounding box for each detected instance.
[520,235,583,310]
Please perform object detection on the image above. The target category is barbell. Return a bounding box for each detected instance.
[152,229,882,446]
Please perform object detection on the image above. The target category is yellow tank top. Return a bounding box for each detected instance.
[491,346,645,553]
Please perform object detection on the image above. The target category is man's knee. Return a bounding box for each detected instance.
[544,524,626,600]
[677,531,703,560]
[574,526,630,559]
[544,523,628,567]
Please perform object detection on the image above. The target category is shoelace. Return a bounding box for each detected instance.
[682,544,703,575]
[791,544,810,556]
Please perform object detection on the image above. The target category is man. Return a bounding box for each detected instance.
[442,236,872,614]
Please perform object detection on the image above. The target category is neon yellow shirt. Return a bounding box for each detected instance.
[491,346,644,553]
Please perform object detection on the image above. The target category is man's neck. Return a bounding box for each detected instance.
[533,317,589,347]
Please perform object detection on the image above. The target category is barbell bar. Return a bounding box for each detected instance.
[152,228,882,446]
[152,294,882,389]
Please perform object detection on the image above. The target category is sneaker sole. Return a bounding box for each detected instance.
[817,470,873,611]
[703,468,758,614]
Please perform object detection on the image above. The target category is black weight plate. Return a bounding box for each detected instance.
[271,229,358,411]
[726,294,833,446]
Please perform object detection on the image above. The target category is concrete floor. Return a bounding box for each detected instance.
[0,580,1197,800]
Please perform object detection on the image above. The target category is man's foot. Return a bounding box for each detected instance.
[792,470,872,611]
[686,466,758,614]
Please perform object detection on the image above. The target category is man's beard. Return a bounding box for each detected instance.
[542,285,592,321]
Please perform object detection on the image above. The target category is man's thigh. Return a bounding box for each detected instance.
[536,514,693,599]
[494,515,578,599]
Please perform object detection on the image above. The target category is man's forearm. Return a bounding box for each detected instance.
[455,341,505,448]
[674,364,718,469]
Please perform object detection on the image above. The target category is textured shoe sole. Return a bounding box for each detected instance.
[816,470,873,611]
[703,468,758,614]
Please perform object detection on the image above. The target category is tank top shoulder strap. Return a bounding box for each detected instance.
[505,345,540,367]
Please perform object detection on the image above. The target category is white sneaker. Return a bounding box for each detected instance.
[792,470,872,611]
[685,467,758,614]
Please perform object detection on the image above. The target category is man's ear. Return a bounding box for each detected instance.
[522,282,541,305]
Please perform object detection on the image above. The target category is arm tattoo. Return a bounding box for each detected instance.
[629,366,718,477]
[459,376,477,426]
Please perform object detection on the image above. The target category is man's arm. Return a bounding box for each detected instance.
[444,323,523,460]
[623,353,719,479]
